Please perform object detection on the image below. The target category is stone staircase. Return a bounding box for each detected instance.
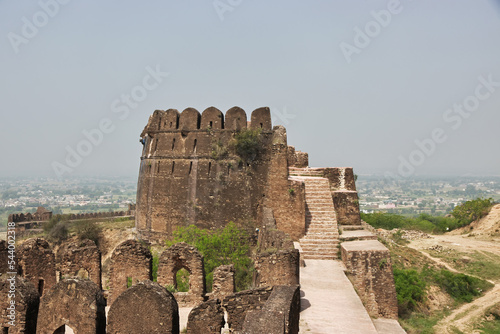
[289,167,323,177]
[296,176,339,260]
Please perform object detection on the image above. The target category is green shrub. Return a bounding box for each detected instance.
[211,140,229,160]
[47,222,69,243]
[362,212,466,234]
[361,212,409,230]
[44,214,71,233]
[75,220,102,246]
[432,269,486,302]
[166,222,254,291]
[452,197,495,224]
[230,128,263,164]
[393,269,426,316]
[176,268,190,292]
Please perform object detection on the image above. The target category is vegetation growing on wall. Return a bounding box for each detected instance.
[166,222,254,291]
[230,128,263,164]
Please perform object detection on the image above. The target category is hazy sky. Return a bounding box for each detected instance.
[1,0,499,178]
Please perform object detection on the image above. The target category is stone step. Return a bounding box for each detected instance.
[304,227,338,232]
[339,230,377,242]
[305,199,333,203]
[301,236,338,240]
[306,214,336,219]
[306,220,337,225]
[301,254,337,260]
[340,225,364,231]
[302,234,339,240]
[300,243,339,249]
[301,252,338,259]
[306,207,335,211]
[307,206,334,210]
[305,225,338,231]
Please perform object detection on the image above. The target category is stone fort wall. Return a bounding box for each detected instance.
[136,107,306,242]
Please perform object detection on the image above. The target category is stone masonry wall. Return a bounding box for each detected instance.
[0,240,8,278]
[264,127,306,240]
[17,238,57,297]
[107,280,179,334]
[56,239,102,288]
[157,242,205,306]
[108,240,152,305]
[341,240,398,319]
[222,287,273,333]
[241,285,300,334]
[36,278,105,334]
[253,249,300,288]
[332,191,361,225]
[0,277,39,334]
[136,107,277,242]
[186,299,225,334]
[210,264,235,301]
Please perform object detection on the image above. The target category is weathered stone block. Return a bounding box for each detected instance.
[241,285,300,334]
[341,240,398,319]
[56,239,101,288]
[186,299,225,334]
[107,280,179,334]
[36,278,105,334]
[0,276,39,334]
[332,191,361,225]
[211,264,235,300]
[108,239,152,305]
[253,249,300,288]
[17,238,57,297]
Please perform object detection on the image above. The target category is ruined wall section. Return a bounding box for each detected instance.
[210,264,235,301]
[0,277,39,334]
[222,287,273,333]
[157,242,205,306]
[17,238,57,297]
[136,107,295,242]
[242,285,300,334]
[0,240,8,278]
[253,249,300,288]
[287,146,309,168]
[341,240,398,319]
[108,240,152,305]
[107,280,179,334]
[36,279,105,334]
[56,240,102,288]
[264,127,306,240]
[186,299,225,334]
[323,167,361,226]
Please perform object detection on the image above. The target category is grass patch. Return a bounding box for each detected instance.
[399,312,444,334]
[476,319,500,333]
[427,250,500,281]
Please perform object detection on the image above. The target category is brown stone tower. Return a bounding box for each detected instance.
[135,107,306,242]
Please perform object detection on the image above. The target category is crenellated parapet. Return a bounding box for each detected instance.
[8,207,52,223]
[141,106,271,134]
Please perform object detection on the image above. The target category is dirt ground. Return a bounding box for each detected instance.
[406,204,500,333]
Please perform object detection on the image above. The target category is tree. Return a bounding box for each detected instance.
[452,197,494,224]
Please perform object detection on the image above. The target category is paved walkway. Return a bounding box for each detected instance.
[299,259,379,334]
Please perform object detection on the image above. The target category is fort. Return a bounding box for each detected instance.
[135,106,361,244]
[1,107,402,333]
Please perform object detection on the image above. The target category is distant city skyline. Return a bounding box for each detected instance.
[1,1,499,178]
